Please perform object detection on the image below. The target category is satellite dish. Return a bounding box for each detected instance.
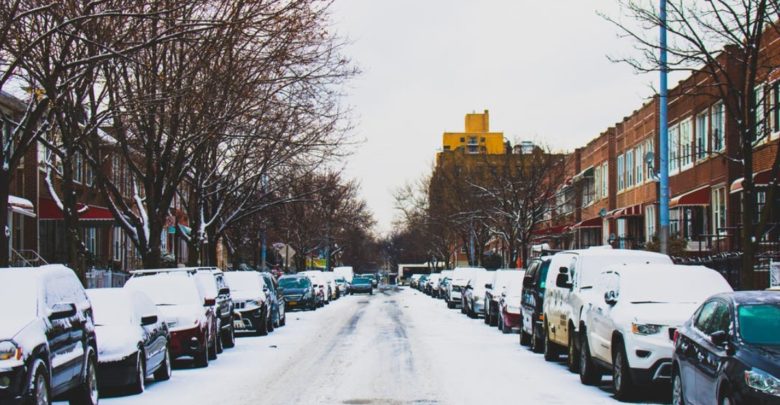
[645,151,654,165]
[599,208,608,217]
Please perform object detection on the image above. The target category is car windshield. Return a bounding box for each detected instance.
[88,291,133,326]
[279,277,310,289]
[353,278,371,285]
[538,260,551,290]
[738,304,780,345]
[621,271,728,304]
[0,272,38,319]
[126,275,201,306]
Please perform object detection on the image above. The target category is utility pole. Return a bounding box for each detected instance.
[659,0,670,254]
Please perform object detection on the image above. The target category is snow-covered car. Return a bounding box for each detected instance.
[446,267,482,309]
[484,269,524,327]
[578,264,732,400]
[462,269,491,318]
[425,274,442,297]
[409,274,423,288]
[125,270,217,367]
[224,271,271,336]
[335,277,349,297]
[279,275,317,311]
[194,267,236,351]
[438,270,454,301]
[542,247,672,370]
[520,257,552,352]
[260,272,286,328]
[87,288,171,394]
[497,272,525,333]
[0,265,99,405]
[300,270,330,304]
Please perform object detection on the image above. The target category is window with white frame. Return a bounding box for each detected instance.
[617,154,625,190]
[73,153,83,184]
[113,226,123,261]
[617,218,627,249]
[755,85,766,144]
[645,204,656,242]
[711,102,725,152]
[84,227,96,254]
[712,186,727,237]
[601,161,609,196]
[696,111,709,159]
[626,149,634,187]
[772,81,779,137]
[669,124,680,173]
[594,165,602,200]
[634,144,644,184]
[645,138,654,182]
[680,118,693,169]
[670,207,681,237]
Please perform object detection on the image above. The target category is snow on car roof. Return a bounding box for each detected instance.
[87,288,135,325]
[609,264,732,303]
[562,248,670,259]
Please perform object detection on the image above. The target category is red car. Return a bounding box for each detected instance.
[497,276,524,334]
[125,270,218,367]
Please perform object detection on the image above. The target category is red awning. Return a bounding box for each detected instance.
[38,198,115,221]
[607,204,643,219]
[670,186,710,208]
[730,169,775,194]
[572,216,603,229]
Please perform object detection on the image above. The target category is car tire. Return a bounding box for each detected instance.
[267,312,275,333]
[257,314,269,336]
[579,333,601,386]
[671,367,685,405]
[520,329,531,346]
[483,304,491,324]
[27,363,49,405]
[207,333,218,361]
[280,311,286,327]
[216,322,224,354]
[531,324,544,353]
[543,322,558,362]
[69,351,98,405]
[128,351,145,394]
[719,386,735,405]
[497,315,503,332]
[222,322,236,349]
[154,346,172,381]
[194,342,209,368]
[612,340,635,401]
[447,301,455,309]
[567,328,579,373]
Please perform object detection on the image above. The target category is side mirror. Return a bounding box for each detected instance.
[141,315,158,326]
[485,283,493,289]
[204,298,216,307]
[50,303,77,320]
[710,330,729,347]
[604,291,618,306]
[556,273,573,289]
[218,287,230,296]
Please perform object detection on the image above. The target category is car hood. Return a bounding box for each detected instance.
[0,316,35,341]
[282,288,307,296]
[625,302,700,327]
[738,345,780,376]
[95,324,141,362]
[156,304,204,331]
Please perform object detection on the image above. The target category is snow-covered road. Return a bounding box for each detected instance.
[88,287,670,405]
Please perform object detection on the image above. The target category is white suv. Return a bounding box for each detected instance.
[578,264,732,400]
[542,247,672,371]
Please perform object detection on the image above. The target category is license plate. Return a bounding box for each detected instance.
[288,301,297,306]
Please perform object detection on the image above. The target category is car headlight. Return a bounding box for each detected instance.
[745,368,780,396]
[631,323,662,335]
[0,341,22,361]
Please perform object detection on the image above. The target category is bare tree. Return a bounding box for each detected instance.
[605,0,780,288]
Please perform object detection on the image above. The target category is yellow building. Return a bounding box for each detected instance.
[441,110,505,155]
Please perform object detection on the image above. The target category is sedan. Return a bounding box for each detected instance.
[672,291,780,405]
[88,288,171,394]
[350,277,374,295]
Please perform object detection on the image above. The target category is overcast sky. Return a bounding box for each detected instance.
[331,1,659,235]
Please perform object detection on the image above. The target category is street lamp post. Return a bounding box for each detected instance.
[659,0,670,254]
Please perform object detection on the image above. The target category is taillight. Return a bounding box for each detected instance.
[673,329,679,344]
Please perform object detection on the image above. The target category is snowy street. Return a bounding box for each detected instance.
[80,286,670,405]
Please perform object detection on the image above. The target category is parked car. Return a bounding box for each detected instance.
[484,269,524,327]
[87,288,171,394]
[446,268,482,309]
[260,272,286,328]
[300,270,330,305]
[542,247,672,371]
[279,275,317,310]
[335,276,349,297]
[125,270,217,367]
[438,270,454,300]
[350,277,374,295]
[520,257,552,352]
[417,274,429,292]
[409,274,423,289]
[672,291,780,405]
[323,272,338,300]
[223,271,271,336]
[462,269,491,318]
[426,274,442,297]
[194,267,235,351]
[497,271,525,334]
[0,265,98,405]
[578,264,732,400]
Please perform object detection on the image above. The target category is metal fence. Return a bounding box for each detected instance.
[85,268,130,289]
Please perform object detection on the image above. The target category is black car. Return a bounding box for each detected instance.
[195,268,236,351]
[0,265,99,405]
[279,275,317,310]
[519,257,551,352]
[350,277,373,295]
[260,272,287,328]
[672,291,780,405]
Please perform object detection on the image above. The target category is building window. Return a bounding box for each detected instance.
[757,190,766,223]
[669,124,680,174]
[772,81,780,136]
[645,138,654,182]
[634,144,644,184]
[601,161,608,197]
[680,118,693,169]
[113,226,123,261]
[712,186,727,237]
[711,102,725,152]
[84,227,96,254]
[755,85,766,143]
[73,153,83,184]
[626,149,634,187]
[594,165,602,201]
[670,208,681,237]
[696,111,709,159]
[645,204,656,242]
[616,218,627,249]
[617,154,625,191]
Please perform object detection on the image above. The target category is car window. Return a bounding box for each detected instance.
[738,304,780,345]
[538,260,551,290]
[569,257,578,288]
[695,300,729,335]
[694,301,718,333]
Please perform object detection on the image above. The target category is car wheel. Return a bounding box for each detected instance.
[207,333,218,360]
[128,351,145,394]
[216,323,224,354]
[567,328,579,373]
[612,340,635,400]
[531,324,544,353]
[520,329,531,346]
[153,346,172,381]
[447,301,455,309]
[69,351,98,405]
[28,363,49,405]
[671,368,685,405]
[194,341,209,368]
[719,387,735,405]
[501,315,511,334]
[483,304,491,324]
[497,315,503,332]
[257,314,269,336]
[543,322,558,362]
[579,333,601,386]
[222,321,236,349]
[280,311,286,327]
[267,312,275,333]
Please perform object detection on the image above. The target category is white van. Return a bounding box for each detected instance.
[542,247,672,370]
[334,266,354,283]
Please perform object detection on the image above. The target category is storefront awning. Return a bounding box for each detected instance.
[730,169,775,194]
[571,216,602,229]
[670,186,710,208]
[9,195,35,218]
[607,204,643,219]
[38,198,115,221]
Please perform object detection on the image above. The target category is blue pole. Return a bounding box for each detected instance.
[659,0,670,254]
[260,228,267,270]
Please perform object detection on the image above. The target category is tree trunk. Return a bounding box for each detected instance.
[0,174,11,267]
